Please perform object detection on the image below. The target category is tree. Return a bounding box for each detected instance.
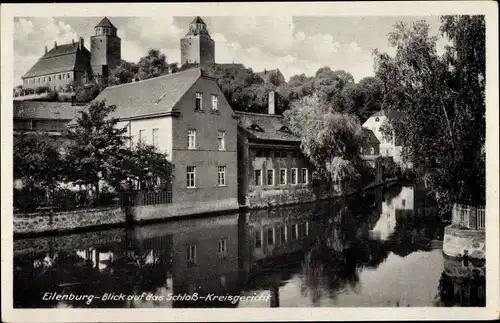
[64,100,128,205]
[374,16,485,208]
[283,95,366,195]
[75,82,101,103]
[137,49,170,80]
[109,60,139,86]
[342,77,384,122]
[13,133,65,211]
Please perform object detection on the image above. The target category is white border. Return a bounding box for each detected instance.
[1,1,499,322]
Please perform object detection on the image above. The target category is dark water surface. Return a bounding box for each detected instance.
[13,185,486,308]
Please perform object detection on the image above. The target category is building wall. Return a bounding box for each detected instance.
[180,37,201,65]
[118,117,174,160]
[171,77,238,205]
[90,35,121,72]
[363,115,388,144]
[199,36,215,65]
[23,70,75,90]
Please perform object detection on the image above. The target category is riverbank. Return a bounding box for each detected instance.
[13,178,401,236]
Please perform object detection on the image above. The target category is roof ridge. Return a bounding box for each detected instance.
[235,111,283,117]
[102,67,202,92]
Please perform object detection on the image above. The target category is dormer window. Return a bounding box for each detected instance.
[248,123,264,132]
[278,125,291,133]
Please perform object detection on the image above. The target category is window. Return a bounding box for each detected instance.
[375,117,380,122]
[267,169,274,186]
[152,128,159,148]
[305,221,309,236]
[218,166,226,186]
[188,129,196,149]
[267,228,275,246]
[218,239,227,257]
[402,199,406,207]
[255,230,262,248]
[279,226,287,243]
[291,168,298,185]
[187,245,196,265]
[211,94,218,111]
[139,129,146,143]
[370,147,375,154]
[360,147,364,153]
[217,131,226,150]
[195,92,203,111]
[67,73,70,79]
[48,77,51,81]
[292,224,299,241]
[62,74,65,79]
[187,166,196,188]
[279,169,287,185]
[280,151,287,158]
[58,74,61,80]
[254,169,262,186]
[302,168,308,184]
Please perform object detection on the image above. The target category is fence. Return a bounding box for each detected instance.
[451,204,486,230]
[120,191,173,207]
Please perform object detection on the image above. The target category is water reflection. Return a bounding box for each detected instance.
[13,185,486,308]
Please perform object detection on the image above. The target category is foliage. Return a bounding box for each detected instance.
[64,100,128,203]
[34,86,50,94]
[380,157,402,179]
[374,16,485,207]
[137,49,170,80]
[342,77,384,122]
[283,95,365,194]
[75,82,102,103]
[109,60,139,86]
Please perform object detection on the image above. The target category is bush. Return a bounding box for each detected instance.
[35,86,50,94]
[14,187,47,213]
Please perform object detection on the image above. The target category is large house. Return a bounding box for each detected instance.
[362,109,405,163]
[21,17,121,90]
[69,67,239,219]
[236,92,315,208]
[13,101,79,135]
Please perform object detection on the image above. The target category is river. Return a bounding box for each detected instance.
[13,184,486,308]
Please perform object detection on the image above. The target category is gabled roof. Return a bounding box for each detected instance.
[361,128,380,144]
[13,101,80,120]
[236,111,300,143]
[95,17,116,29]
[68,68,203,125]
[191,16,206,24]
[23,42,89,78]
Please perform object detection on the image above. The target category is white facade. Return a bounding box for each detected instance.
[117,117,173,160]
[363,112,404,163]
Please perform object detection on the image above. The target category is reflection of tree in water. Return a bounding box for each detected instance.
[301,205,390,305]
[436,271,486,307]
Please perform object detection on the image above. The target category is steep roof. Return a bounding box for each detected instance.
[236,111,300,143]
[361,128,380,144]
[96,17,116,29]
[23,42,89,78]
[191,16,206,24]
[13,101,80,120]
[68,68,203,125]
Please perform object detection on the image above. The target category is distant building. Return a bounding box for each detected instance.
[13,100,79,138]
[362,109,405,164]
[69,68,239,218]
[236,91,315,208]
[21,17,121,89]
[255,69,286,86]
[359,128,383,183]
[180,16,215,66]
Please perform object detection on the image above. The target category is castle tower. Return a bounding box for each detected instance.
[90,17,121,85]
[180,16,215,66]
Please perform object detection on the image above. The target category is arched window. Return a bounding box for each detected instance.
[370,147,375,154]
[375,117,380,122]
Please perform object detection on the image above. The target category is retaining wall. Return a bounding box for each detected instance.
[442,225,485,260]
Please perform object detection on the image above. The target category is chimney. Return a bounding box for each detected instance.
[71,95,76,106]
[54,41,58,49]
[79,37,84,49]
[268,91,276,115]
[44,46,48,54]
[72,39,75,45]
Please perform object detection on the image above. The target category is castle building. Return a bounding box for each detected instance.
[180,16,215,66]
[21,17,121,90]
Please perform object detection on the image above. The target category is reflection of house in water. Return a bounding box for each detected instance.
[370,186,437,240]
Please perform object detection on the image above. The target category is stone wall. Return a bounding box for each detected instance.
[14,228,126,257]
[129,198,239,222]
[14,207,125,235]
[246,187,318,209]
[442,225,485,259]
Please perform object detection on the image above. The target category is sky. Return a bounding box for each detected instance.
[13,15,447,85]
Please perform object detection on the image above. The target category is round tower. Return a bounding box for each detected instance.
[90,17,121,83]
[180,16,215,66]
